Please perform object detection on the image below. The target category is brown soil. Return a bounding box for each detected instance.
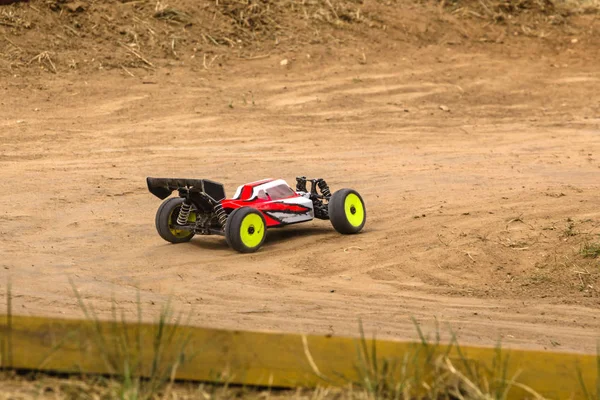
[1,0,600,354]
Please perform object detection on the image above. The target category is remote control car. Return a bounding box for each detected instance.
[147,176,366,253]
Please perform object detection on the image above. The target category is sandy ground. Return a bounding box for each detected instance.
[1,44,599,354]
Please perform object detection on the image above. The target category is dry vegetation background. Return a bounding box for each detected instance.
[0,0,598,75]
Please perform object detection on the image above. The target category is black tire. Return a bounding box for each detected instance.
[155,197,195,244]
[225,207,267,253]
[328,188,366,234]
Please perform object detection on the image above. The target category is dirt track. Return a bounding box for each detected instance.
[1,38,600,353]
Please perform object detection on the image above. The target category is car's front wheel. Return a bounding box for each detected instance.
[328,188,366,234]
[225,207,267,253]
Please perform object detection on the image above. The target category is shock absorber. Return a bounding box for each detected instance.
[213,202,228,228]
[296,176,307,192]
[177,201,193,225]
[317,179,332,197]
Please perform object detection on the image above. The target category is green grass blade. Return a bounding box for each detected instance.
[576,361,592,400]
[6,277,13,369]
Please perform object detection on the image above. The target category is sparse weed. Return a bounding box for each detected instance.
[581,241,600,258]
[153,7,192,24]
[241,92,256,106]
[70,280,194,400]
[563,218,578,237]
[344,318,541,400]
[576,345,600,400]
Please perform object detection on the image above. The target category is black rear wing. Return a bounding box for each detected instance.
[146,177,226,201]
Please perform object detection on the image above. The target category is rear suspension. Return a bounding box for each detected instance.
[176,201,193,225]
[213,202,228,228]
[173,188,228,235]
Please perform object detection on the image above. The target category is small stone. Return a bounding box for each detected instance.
[439,105,450,112]
[571,38,578,44]
[280,59,289,66]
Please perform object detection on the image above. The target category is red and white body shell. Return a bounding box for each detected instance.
[220,179,314,227]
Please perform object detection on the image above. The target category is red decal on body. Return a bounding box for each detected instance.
[262,213,282,227]
[259,202,310,213]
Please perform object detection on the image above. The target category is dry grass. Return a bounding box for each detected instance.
[0,352,547,400]
[559,0,600,13]
[443,0,599,27]
[0,8,29,70]
[0,371,286,400]
[0,7,31,29]
[28,50,56,73]
[209,0,369,45]
[0,36,24,70]
[0,0,597,75]
[153,1,193,24]
[0,0,375,74]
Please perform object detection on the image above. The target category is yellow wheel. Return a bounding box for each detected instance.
[155,197,196,243]
[328,189,366,234]
[225,207,267,253]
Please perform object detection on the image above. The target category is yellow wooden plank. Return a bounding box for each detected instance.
[0,314,597,399]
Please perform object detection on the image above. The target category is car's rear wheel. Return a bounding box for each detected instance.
[155,197,196,243]
[225,207,267,253]
[328,188,366,234]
